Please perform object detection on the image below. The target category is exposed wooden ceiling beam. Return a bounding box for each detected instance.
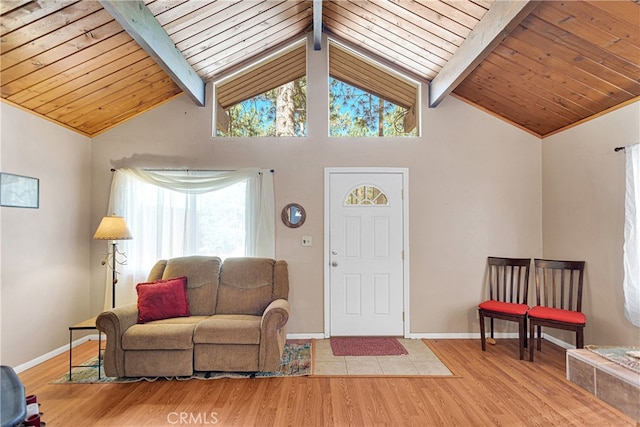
[313,0,322,50]
[99,0,205,106]
[428,0,541,108]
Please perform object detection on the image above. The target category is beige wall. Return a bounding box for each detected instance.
[1,103,92,367]
[6,39,636,368]
[89,36,542,337]
[542,101,640,346]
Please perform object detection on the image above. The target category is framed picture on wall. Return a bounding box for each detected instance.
[0,173,39,208]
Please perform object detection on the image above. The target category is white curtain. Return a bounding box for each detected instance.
[624,143,640,327]
[102,168,275,309]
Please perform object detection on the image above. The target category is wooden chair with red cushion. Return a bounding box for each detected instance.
[478,257,531,360]
[529,259,586,362]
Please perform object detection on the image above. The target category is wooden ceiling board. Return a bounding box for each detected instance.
[79,83,183,136]
[146,0,217,28]
[325,0,447,72]
[0,0,638,137]
[539,1,640,59]
[170,1,266,50]
[469,62,586,123]
[507,24,634,105]
[195,11,312,80]
[159,1,246,37]
[147,0,311,83]
[323,6,438,78]
[397,0,481,38]
[454,0,639,136]
[482,49,598,118]
[34,57,160,116]
[1,31,134,99]
[365,0,457,59]
[585,0,640,27]
[489,42,615,113]
[1,1,92,47]
[0,0,180,136]
[521,14,640,91]
[1,0,34,16]
[72,74,180,132]
[1,12,119,75]
[14,42,148,108]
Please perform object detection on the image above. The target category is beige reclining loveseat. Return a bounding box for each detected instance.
[96,256,289,377]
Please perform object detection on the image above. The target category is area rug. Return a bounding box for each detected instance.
[586,345,640,374]
[314,338,455,377]
[330,336,408,356]
[52,342,311,384]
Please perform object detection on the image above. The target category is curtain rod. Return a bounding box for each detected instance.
[110,168,275,172]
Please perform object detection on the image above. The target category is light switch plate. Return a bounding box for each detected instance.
[302,236,312,246]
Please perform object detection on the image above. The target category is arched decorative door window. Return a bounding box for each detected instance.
[344,184,389,206]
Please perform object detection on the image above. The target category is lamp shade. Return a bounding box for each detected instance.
[93,215,133,240]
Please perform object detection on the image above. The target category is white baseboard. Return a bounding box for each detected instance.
[406,332,573,350]
[406,332,519,339]
[287,333,325,340]
[14,334,101,374]
[541,333,575,350]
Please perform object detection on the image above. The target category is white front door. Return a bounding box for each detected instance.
[326,169,406,336]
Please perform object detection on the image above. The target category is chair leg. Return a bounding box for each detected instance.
[529,320,535,362]
[479,310,486,351]
[490,317,494,339]
[576,328,584,349]
[518,318,525,360]
[536,325,542,351]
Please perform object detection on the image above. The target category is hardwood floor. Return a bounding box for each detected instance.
[17,338,635,426]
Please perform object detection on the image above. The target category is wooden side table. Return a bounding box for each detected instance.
[68,317,102,380]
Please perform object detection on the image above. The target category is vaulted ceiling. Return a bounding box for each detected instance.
[1,0,638,138]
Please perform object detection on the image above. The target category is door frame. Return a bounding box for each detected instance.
[323,167,410,338]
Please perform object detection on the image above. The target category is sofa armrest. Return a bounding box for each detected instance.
[96,303,139,377]
[258,299,290,371]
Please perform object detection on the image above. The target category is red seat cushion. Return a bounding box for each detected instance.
[528,306,586,324]
[478,300,529,315]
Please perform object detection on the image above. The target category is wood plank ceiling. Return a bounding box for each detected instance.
[1,0,638,138]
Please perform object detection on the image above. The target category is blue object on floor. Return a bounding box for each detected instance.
[1,365,26,427]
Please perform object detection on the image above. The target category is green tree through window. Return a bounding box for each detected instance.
[219,78,307,137]
[329,78,416,137]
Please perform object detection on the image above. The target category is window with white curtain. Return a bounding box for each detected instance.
[624,143,640,327]
[103,168,274,308]
[131,175,247,265]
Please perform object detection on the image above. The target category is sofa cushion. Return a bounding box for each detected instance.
[479,300,529,315]
[122,323,196,350]
[216,258,276,315]
[193,315,261,345]
[136,277,189,323]
[528,306,586,324]
[153,256,221,316]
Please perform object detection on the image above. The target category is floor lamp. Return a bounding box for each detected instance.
[94,215,133,308]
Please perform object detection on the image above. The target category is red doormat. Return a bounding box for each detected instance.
[330,337,408,356]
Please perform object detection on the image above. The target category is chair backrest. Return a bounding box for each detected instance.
[148,256,222,316]
[216,257,289,315]
[533,259,585,312]
[487,257,531,305]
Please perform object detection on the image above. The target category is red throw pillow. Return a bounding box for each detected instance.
[136,276,190,323]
